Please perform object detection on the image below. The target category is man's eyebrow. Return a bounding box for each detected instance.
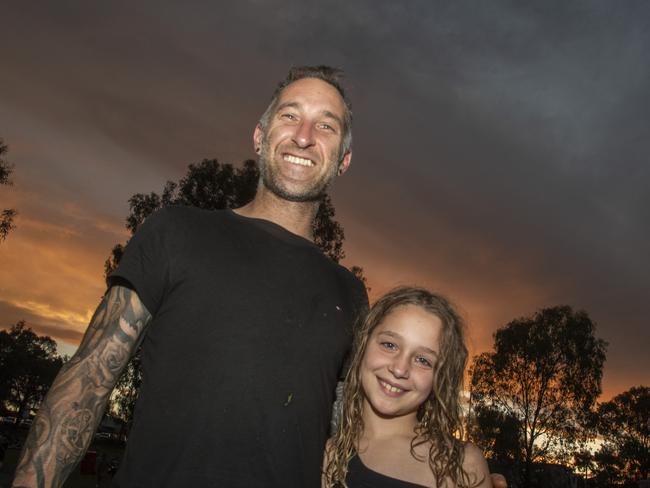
[276,101,300,112]
[321,110,343,127]
[275,102,343,127]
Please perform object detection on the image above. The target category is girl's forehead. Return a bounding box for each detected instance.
[377,304,440,326]
[372,305,443,347]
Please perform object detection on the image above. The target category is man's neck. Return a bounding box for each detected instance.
[233,185,319,241]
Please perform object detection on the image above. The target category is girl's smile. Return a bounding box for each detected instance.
[360,304,442,420]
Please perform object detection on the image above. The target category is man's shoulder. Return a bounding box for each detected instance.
[143,206,231,230]
[152,205,228,220]
[329,263,369,313]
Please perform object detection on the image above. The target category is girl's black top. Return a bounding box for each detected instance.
[345,455,430,488]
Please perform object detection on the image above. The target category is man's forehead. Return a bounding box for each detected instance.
[276,77,346,115]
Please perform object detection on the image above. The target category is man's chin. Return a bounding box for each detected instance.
[262,177,328,203]
[271,187,325,203]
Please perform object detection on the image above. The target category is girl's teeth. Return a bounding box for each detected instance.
[380,380,402,393]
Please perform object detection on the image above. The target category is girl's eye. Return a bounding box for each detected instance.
[380,341,397,351]
[415,356,433,368]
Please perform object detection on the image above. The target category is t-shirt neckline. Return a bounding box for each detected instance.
[227,208,317,249]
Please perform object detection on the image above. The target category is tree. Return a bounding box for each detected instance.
[0,321,64,417]
[573,449,595,488]
[469,306,607,488]
[468,404,522,482]
[105,158,348,279]
[109,351,142,428]
[595,386,650,482]
[105,157,365,424]
[0,138,17,242]
[592,445,628,487]
[349,265,371,294]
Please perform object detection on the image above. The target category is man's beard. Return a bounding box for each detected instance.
[257,135,340,203]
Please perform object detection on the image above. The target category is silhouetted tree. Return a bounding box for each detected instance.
[573,449,595,488]
[0,322,64,417]
[0,138,17,242]
[105,159,349,278]
[468,404,522,482]
[109,351,142,428]
[592,446,627,487]
[595,386,650,483]
[469,306,607,488]
[105,158,367,424]
[349,265,370,294]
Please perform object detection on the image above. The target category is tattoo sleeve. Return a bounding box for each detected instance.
[12,285,152,488]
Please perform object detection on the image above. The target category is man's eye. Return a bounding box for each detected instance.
[318,123,334,131]
[281,113,296,120]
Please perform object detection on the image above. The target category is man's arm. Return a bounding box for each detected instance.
[12,285,151,488]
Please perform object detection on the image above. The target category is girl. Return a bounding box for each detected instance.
[324,286,492,488]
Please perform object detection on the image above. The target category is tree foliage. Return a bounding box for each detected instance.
[105,159,348,280]
[0,138,11,185]
[0,138,17,242]
[468,404,522,480]
[109,351,142,427]
[595,385,650,482]
[0,321,64,417]
[469,305,607,488]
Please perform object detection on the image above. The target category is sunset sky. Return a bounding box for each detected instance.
[1,1,648,401]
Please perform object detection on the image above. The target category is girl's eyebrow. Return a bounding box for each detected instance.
[377,330,438,357]
[377,330,401,340]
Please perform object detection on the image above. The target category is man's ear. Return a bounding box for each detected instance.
[338,150,352,176]
[253,124,263,154]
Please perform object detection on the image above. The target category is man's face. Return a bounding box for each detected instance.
[254,77,352,202]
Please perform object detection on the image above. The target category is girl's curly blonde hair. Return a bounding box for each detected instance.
[324,286,477,488]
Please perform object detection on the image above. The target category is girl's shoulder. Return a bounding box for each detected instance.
[461,442,493,488]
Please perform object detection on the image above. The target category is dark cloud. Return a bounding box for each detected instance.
[0,300,84,346]
[0,0,647,399]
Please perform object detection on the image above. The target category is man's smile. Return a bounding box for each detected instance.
[283,153,315,167]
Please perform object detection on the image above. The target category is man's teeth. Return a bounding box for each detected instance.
[284,154,314,166]
[380,380,403,393]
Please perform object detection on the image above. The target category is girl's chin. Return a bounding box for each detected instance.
[364,398,418,421]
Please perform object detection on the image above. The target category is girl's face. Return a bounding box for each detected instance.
[360,304,443,420]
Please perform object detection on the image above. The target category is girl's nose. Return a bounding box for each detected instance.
[388,353,410,379]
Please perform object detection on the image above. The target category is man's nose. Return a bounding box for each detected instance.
[292,121,315,148]
[388,353,410,379]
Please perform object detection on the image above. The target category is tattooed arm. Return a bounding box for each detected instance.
[12,285,152,488]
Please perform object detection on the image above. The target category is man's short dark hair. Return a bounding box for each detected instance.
[259,65,352,158]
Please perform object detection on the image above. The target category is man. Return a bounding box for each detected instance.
[14,66,507,488]
[13,66,366,488]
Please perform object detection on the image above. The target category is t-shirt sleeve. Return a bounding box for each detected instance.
[107,207,176,317]
[352,277,369,318]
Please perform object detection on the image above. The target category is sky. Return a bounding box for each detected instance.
[1,1,648,401]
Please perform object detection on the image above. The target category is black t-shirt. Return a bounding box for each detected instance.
[109,206,367,487]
